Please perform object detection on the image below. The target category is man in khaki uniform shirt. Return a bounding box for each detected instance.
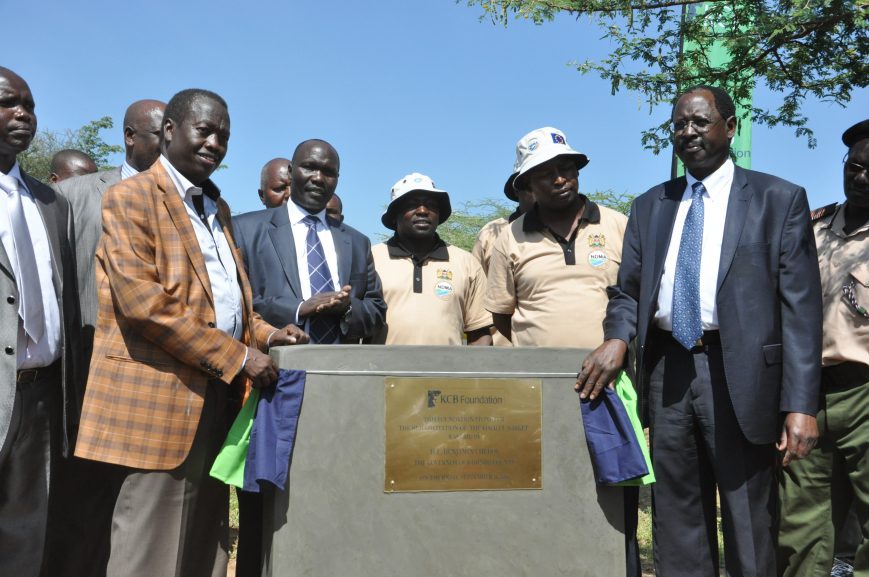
[373,173,492,346]
[472,170,535,346]
[778,119,869,577]
[485,127,627,348]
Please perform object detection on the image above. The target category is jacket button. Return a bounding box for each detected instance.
[5,346,13,355]
[207,322,215,328]
[217,370,223,377]
[6,296,14,304]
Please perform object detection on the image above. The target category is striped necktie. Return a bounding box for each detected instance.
[303,215,338,344]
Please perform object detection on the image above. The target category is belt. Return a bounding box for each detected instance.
[16,360,62,387]
[823,361,869,390]
[656,329,721,354]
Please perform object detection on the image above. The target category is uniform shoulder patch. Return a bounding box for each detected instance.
[810,202,838,222]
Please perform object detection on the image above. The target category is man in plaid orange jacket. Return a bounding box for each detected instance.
[73,88,307,577]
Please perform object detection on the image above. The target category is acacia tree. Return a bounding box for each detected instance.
[465,0,867,152]
[19,116,123,182]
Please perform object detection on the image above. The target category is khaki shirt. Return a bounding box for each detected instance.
[472,213,520,275]
[814,202,869,367]
[472,214,518,347]
[372,237,492,345]
[485,200,628,348]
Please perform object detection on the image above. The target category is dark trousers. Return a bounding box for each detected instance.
[0,366,61,577]
[235,488,264,577]
[648,334,777,577]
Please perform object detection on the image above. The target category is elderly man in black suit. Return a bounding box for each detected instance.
[576,85,822,577]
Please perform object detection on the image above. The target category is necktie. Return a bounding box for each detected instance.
[1,175,45,343]
[671,181,705,350]
[303,215,338,344]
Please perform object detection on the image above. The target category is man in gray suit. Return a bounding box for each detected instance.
[46,98,164,577]
[0,66,81,577]
[54,99,165,350]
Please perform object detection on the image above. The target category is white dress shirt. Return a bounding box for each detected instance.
[0,163,62,368]
[160,156,243,341]
[655,158,735,330]
[286,200,340,325]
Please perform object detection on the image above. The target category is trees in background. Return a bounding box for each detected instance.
[464,0,867,152]
[19,116,122,181]
[440,190,634,250]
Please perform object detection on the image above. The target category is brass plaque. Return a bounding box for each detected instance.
[384,377,542,492]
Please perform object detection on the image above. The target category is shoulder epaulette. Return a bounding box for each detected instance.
[810,202,838,222]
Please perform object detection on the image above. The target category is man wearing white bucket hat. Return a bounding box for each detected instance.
[372,173,492,346]
[484,127,628,348]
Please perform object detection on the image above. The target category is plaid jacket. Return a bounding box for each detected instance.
[74,161,276,470]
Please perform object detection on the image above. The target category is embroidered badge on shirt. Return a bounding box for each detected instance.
[434,281,454,299]
[436,268,453,281]
[588,250,608,268]
[588,233,606,248]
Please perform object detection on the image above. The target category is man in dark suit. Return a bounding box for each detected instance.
[234,139,386,343]
[0,66,81,577]
[232,139,385,577]
[576,85,822,577]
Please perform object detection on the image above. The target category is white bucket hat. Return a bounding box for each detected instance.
[513,127,589,190]
[381,172,452,230]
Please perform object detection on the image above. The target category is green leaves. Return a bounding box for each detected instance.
[19,116,123,182]
[463,0,868,153]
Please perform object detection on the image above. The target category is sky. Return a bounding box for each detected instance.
[8,0,867,239]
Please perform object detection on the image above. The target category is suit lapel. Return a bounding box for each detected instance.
[652,177,685,289]
[716,167,752,291]
[154,163,214,306]
[331,220,352,286]
[267,207,302,297]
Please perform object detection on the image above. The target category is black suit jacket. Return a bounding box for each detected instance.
[232,205,386,341]
[604,166,822,445]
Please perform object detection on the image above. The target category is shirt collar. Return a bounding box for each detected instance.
[0,162,30,197]
[287,198,329,226]
[522,194,600,233]
[120,160,139,180]
[827,202,869,238]
[385,234,450,262]
[159,155,220,201]
[686,157,734,198]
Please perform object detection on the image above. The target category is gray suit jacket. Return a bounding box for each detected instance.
[54,167,121,330]
[0,170,82,455]
[233,205,386,341]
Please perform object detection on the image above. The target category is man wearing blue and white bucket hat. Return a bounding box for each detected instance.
[484,127,628,349]
[372,172,492,346]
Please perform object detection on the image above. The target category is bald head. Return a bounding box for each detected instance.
[49,149,97,183]
[258,157,292,208]
[123,99,166,172]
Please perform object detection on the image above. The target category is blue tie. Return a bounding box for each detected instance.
[671,181,705,349]
[303,215,338,344]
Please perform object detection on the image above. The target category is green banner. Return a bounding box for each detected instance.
[677,2,753,175]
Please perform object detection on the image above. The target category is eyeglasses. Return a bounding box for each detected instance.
[844,161,869,175]
[672,117,722,134]
[843,280,869,318]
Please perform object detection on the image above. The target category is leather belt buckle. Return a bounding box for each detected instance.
[17,368,40,386]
